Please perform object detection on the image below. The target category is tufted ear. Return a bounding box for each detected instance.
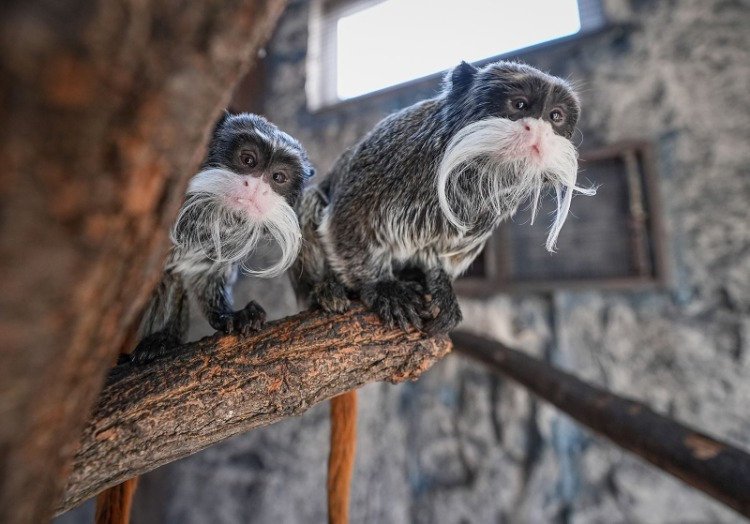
[214,109,232,130]
[449,61,478,94]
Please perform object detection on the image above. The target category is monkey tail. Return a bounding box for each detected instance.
[328,390,358,524]
[95,478,138,524]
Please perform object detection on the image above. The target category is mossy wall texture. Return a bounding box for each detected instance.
[57,0,750,522]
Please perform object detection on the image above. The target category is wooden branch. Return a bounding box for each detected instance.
[57,305,451,514]
[452,331,750,519]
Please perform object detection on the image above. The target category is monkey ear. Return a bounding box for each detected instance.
[306,165,316,180]
[449,61,478,93]
[215,109,232,130]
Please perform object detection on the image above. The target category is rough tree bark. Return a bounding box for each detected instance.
[56,306,451,514]
[0,1,289,522]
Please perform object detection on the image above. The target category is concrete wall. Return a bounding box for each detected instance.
[57,0,750,522]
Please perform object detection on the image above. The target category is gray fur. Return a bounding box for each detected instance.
[292,61,592,334]
[130,112,314,364]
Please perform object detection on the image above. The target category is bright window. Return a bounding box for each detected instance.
[307,0,604,108]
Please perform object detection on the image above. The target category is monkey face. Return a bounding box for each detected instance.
[436,114,594,252]
[496,116,578,171]
[204,112,315,211]
[485,69,580,140]
[222,142,302,220]
[503,95,578,140]
[448,61,580,141]
[438,62,593,251]
[170,113,314,276]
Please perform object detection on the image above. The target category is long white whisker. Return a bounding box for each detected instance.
[435,117,594,252]
[170,168,302,277]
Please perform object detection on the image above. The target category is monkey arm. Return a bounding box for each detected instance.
[190,265,236,331]
[309,270,351,314]
[130,272,189,364]
[137,271,189,339]
[422,267,463,334]
[292,186,351,313]
[323,205,468,334]
[320,203,460,333]
[317,213,425,331]
[190,265,266,336]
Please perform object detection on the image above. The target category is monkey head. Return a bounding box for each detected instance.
[202,111,314,212]
[172,112,315,276]
[437,61,594,251]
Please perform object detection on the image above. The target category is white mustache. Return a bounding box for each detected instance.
[171,168,301,277]
[436,117,595,252]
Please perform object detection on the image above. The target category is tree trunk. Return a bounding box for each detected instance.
[0,1,288,522]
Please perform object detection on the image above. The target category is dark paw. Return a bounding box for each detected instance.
[312,279,351,313]
[232,300,267,336]
[130,331,182,365]
[361,279,426,332]
[209,311,235,334]
[422,293,463,335]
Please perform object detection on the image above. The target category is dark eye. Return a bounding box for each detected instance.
[272,172,288,184]
[550,109,564,123]
[240,152,257,168]
[512,98,528,110]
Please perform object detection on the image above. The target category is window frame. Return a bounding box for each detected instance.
[454,141,669,297]
[306,0,607,111]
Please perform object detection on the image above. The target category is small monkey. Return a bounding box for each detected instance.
[130,111,314,363]
[292,60,593,524]
[96,111,314,524]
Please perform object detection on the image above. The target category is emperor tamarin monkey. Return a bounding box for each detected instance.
[294,60,592,333]
[129,111,314,363]
[96,111,314,524]
[292,60,593,524]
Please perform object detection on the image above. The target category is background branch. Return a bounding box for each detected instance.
[452,331,750,519]
[57,305,452,514]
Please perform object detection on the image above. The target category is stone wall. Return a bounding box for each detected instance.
[57,0,750,522]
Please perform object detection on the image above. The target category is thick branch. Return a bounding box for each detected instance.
[58,305,451,514]
[452,331,750,519]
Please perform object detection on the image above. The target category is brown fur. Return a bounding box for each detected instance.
[95,478,138,524]
[327,391,358,524]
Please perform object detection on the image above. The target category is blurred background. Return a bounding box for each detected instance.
[57,0,750,522]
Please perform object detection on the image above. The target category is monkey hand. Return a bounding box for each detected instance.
[421,267,463,335]
[208,309,235,334]
[311,277,351,313]
[422,292,463,335]
[130,330,183,364]
[361,279,427,332]
[232,300,267,336]
[209,301,267,336]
